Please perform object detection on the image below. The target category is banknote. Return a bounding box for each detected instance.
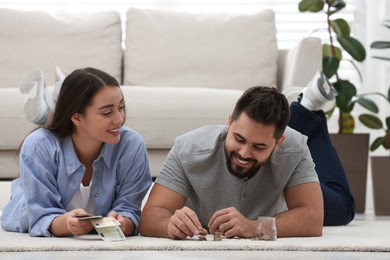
[94,225,126,242]
[89,216,125,242]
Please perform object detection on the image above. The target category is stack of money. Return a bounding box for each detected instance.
[88,216,126,242]
[213,230,222,241]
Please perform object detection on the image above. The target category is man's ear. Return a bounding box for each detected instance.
[274,135,286,151]
[227,114,233,127]
[71,113,82,126]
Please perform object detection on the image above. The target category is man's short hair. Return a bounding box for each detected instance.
[231,86,290,139]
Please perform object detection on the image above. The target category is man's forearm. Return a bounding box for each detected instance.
[274,207,323,237]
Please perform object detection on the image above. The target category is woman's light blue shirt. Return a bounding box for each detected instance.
[1,126,152,237]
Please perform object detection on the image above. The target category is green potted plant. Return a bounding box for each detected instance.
[363,21,390,152]
[298,0,375,213]
[358,88,390,215]
[358,22,390,215]
[359,88,390,153]
[298,0,378,133]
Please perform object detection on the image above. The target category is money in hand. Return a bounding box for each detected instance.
[74,214,103,221]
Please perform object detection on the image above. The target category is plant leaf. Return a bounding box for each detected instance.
[334,80,357,113]
[329,0,346,9]
[327,0,346,15]
[337,36,366,62]
[372,56,390,61]
[386,116,390,130]
[370,41,390,49]
[356,97,379,113]
[325,107,335,118]
[388,87,390,102]
[331,18,350,36]
[371,137,384,152]
[298,0,324,12]
[387,86,390,101]
[322,56,339,79]
[359,114,383,129]
[323,44,342,60]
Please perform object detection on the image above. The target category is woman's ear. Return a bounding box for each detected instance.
[70,113,82,126]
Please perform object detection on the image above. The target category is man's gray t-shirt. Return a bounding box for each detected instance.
[155,125,319,227]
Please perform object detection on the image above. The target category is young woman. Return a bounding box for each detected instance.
[1,67,152,237]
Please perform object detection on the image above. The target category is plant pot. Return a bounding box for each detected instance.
[330,133,369,213]
[371,156,390,215]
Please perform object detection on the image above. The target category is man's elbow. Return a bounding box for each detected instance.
[311,209,324,237]
[311,223,323,237]
[139,207,167,237]
[139,213,151,237]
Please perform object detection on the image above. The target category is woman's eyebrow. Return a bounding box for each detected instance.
[98,99,124,110]
[98,104,114,110]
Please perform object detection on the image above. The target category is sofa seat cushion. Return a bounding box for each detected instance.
[122,86,243,148]
[0,9,123,87]
[124,8,278,90]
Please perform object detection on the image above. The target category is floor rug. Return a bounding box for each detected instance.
[1,218,389,252]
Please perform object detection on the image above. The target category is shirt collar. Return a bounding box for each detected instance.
[62,136,115,175]
[99,141,114,168]
[63,136,83,175]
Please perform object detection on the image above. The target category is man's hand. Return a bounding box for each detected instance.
[208,207,257,238]
[167,206,204,240]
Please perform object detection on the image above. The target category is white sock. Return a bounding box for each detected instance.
[300,71,336,111]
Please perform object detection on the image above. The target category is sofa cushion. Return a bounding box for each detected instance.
[122,86,243,148]
[0,8,123,87]
[124,8,278,90]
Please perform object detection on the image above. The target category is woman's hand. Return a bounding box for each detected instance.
[66,209,95,235]
[107,211,134,236]
[49,208,94,237]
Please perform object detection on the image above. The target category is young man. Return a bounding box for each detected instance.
[139,71,355,240]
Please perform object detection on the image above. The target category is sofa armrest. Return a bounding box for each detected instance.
[0,181,11,214]
[277,37,322,90]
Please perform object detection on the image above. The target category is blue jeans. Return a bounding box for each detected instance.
[288,102,355,226]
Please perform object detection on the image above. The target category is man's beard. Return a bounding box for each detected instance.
[226,151,268,179]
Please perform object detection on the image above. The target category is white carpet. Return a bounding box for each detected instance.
[0,217,389,252]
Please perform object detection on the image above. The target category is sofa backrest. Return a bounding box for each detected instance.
[0,8,123,88]
[123,8,278,90]
[0,7,280,91]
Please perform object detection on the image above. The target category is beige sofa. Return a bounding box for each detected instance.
[0,8,321,179]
